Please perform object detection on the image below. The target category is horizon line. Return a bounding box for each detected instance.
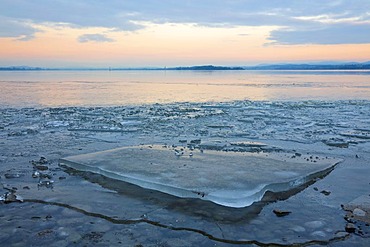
[1,62,370,71]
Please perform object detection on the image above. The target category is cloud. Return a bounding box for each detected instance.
[0,16,39,41]
[78,34,114,43]
[1,1,370,45]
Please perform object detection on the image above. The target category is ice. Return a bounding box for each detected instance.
[340,131,370,139]
[60,145,341,208]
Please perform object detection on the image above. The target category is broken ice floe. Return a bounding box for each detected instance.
[60,145,341,208]
[340,131,370,140]
[0,191,23,203]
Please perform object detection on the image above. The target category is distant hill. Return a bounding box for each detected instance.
[244,62,370,70]
[0,66,43,71]
[169,65,244,70]
[1,62,370,71]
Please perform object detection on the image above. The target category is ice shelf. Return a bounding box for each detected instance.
[60,145,341,208]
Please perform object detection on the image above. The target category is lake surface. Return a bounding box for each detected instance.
[1,70,370,107]
[1,70,370,245]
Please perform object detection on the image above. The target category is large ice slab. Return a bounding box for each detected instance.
[60,145,341,208]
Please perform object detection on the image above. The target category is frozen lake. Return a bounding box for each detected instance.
[1,69,370,245]
[1,70,370,107]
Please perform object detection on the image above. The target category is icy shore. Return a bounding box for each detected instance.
[1,100,370,246]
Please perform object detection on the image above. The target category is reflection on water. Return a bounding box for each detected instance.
[0,70,370,107]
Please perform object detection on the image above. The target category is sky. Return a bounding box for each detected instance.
[1,0,370,67]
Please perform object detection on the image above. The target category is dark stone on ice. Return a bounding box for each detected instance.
[37,229,53,237]
[190,139,201,144]
[4,173,21,179]
[39,173,52,179]
[345,223,356,233]
[35,165,49,171]
[320,190,331,196]
[273,209,291,217]
[38,180,54,189]
[31,157,49,168]
[39,157,48,164]
[32,171,40,178]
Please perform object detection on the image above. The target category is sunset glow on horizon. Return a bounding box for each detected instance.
[1,1,370,67]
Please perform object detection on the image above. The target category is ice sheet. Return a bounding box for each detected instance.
[60,145,341,207]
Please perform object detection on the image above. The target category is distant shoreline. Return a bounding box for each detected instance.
[1,63,370,71]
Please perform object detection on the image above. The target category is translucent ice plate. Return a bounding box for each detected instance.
[60,145,341,208]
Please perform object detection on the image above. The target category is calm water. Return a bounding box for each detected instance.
[1,70,370,107]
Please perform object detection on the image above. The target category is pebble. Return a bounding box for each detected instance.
[37,229,54,237]
[190,139,201,144]
[32,171,40,178]
[4,173,21,179]
[320,190,331,196]
[35,165,49,171]
[37,180,54,188]
[345,223,356,233]
[353,208,366,217]
[273,209,291,217]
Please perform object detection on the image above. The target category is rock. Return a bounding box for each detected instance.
[273,209,291,217]
[0,192,23,203]
[40,173,53,179]
[35,165,49,171]
[323,140,349,148]
[353,208,366,217]
[345,223,356,233]
[320,190,331,196]
[37,229,54,237]
[190,139,201,144]
[4,173,22,179]
[342,194,370,224]
[39,157,48,164]
[38,180,54,189]
[31,157,50,170]
[32,171,40,178]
